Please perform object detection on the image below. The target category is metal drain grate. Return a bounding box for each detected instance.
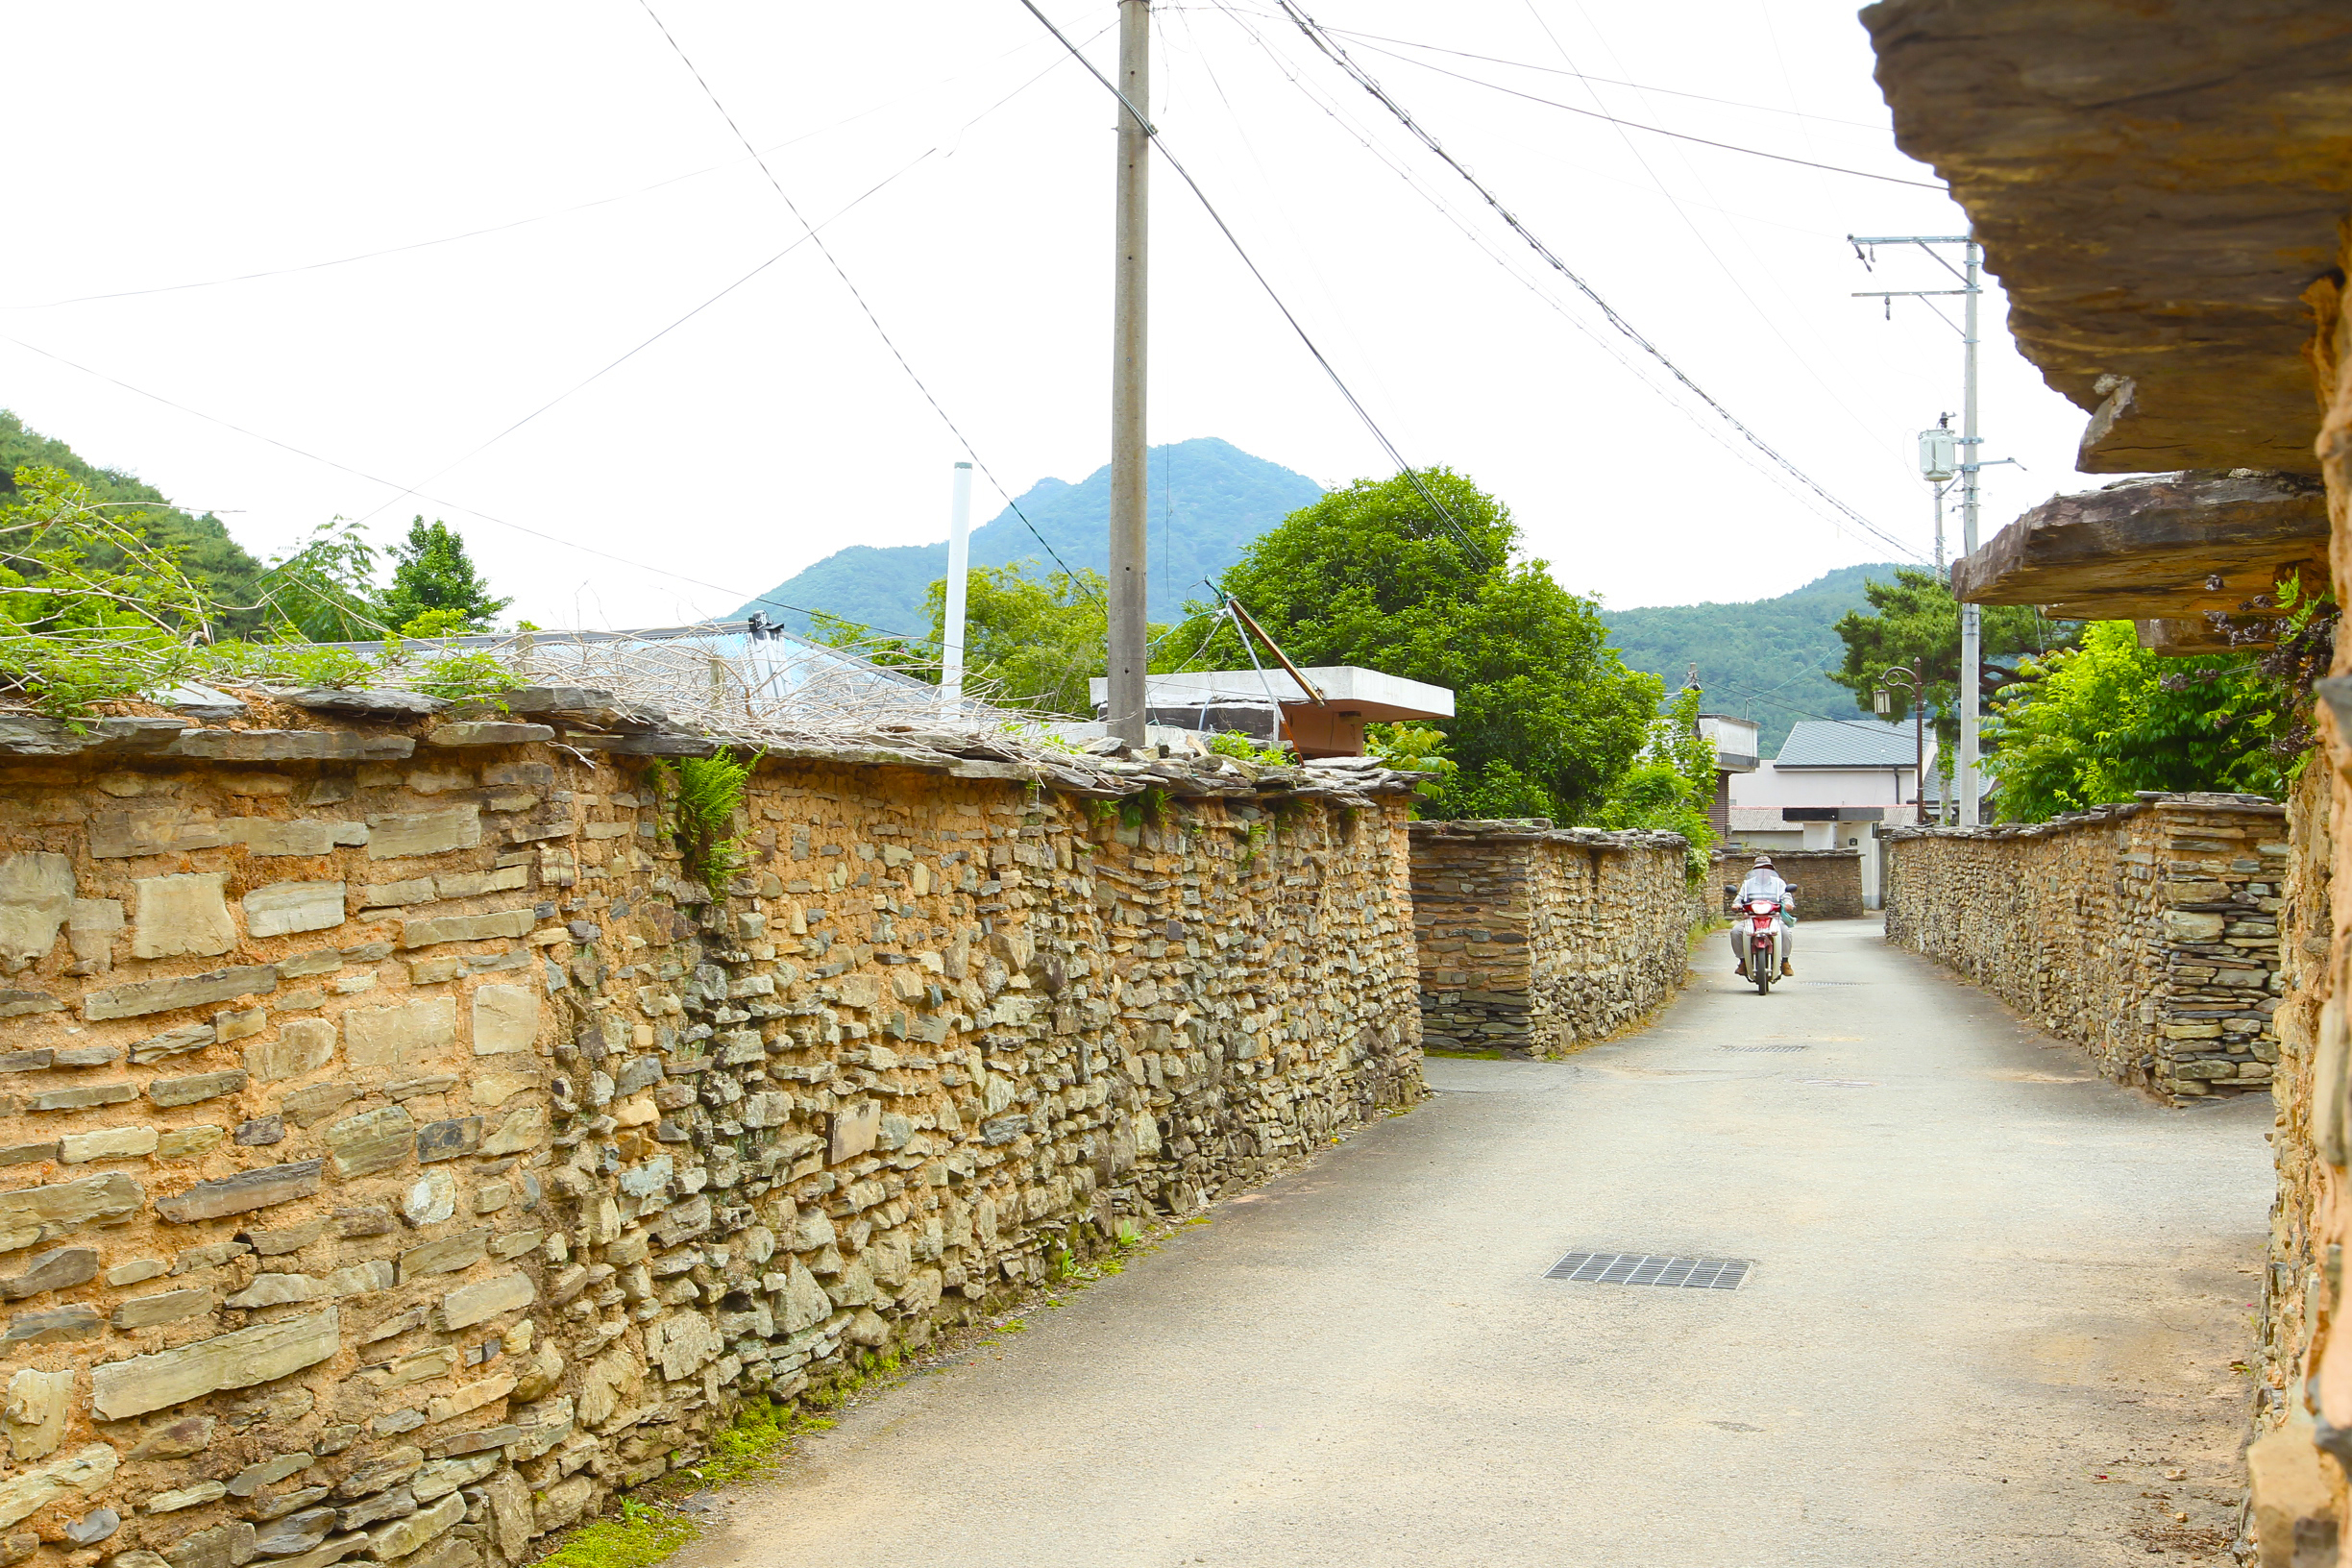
[1718,1044,1808,1052]
[1545,1252,1751,1290]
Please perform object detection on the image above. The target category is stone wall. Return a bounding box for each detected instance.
[2254,762,2332,1447]
[1883,794,2287,1100]
[1711,848,1863,920]
[0,700,1426,1568]
[2249,241,2352,1554]
[1409,821,1692,1057]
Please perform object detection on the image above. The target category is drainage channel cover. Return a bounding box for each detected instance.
[1719,1044,1807,1052]
[1545,1252,1751,1290]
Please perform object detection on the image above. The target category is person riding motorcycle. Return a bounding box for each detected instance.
[1730,854,1795,977]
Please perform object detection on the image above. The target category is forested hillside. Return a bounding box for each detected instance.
[0,410,270,633]
[1602,564,1899,754]
[730,436,1323,637]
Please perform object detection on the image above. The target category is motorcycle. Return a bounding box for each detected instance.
[1724,883,1796,994]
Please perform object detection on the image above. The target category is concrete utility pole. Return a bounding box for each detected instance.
[1851,232,1986,825]
[1106,0,1151,747]
[1957,236,1982,828]
[940,461,972,722]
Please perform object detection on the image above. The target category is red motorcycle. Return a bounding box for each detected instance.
[1742,895,1789,993]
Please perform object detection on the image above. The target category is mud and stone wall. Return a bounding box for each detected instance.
[1884,795,2288,1101]
[0,701,1426,1568]
[2250,242,2352,1556]
[1711,848,1863,921]
[1409,821,1692,1057]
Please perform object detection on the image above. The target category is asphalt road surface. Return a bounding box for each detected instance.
[680,917,2269,1567]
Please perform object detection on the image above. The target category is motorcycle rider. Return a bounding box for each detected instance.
[1730,854,1795,977]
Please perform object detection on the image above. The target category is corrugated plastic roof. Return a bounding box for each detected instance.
[1772,719,1924,769]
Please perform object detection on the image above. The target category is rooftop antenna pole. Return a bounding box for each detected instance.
[940,461,972,722]
[1106,0,1151,747]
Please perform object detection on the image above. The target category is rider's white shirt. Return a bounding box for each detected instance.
[1735,870,1789,906]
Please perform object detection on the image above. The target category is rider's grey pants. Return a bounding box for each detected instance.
[1730,919,1793,967]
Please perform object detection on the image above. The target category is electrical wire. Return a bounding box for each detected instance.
[347,153,934,527]
[1327,36,1941,189]
[0,330,921,638]
[1507,1,1917,486]
[1188,5,1932,566]
[1269,2,1927,566]
[347,18,1109,530]
[635,0,1103,607]
[1009,0,1497,572]
[1207,2,1913,561]
[0,22,1109,315]
[1315,24,1888,131]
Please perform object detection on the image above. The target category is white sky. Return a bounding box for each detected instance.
[0,1,2108,628]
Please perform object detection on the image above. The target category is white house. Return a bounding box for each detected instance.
[1727,719,1943,906]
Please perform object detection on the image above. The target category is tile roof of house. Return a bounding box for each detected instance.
[1772,719,1925,770]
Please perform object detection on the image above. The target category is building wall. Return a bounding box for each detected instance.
[1409,823,1693,1057]
[1730,762,1923,811]
[1883,796,2287,1099]
[0,723,1425,1568]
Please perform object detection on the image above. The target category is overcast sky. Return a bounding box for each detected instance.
[1,2,2109,629]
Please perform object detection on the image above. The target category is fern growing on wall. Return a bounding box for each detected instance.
[650,750,760,898]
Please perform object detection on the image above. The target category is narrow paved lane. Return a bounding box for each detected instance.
[682,919,2268,1567]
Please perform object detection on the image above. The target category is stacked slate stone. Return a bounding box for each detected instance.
[1885,791,2287,1101]
[0,692,1428,1568]
[1409,821,1694,1058]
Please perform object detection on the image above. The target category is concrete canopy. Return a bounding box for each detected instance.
[1862,0,2352,476]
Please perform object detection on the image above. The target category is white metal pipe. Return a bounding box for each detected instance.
[941,461,973,721]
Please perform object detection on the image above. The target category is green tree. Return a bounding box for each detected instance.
[1592,686,1719,876]
[810,562,1158,718]
[0,465,213,718]
[1830,567,2074,750]
[380,518,509,634]
[259,518,390,642]
[1167,468,1658,821]
[0,409,270,635]
[1982,621,2290,820]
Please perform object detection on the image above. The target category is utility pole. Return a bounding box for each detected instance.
[1106,0,1151,747]
[1957,236,1982,827]
[940,461,972,722]
[1851,232,1985,825]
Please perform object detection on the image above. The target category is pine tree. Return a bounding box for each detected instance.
[380,517,509,635]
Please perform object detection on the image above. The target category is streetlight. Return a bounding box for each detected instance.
[1874,664,1929,825]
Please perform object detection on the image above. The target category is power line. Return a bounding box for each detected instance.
[0,331,918,639]
[1339,37,1940,189]
[634,0,1102,607]
[1205,5,1932,561]
[0,27,1103,315]
[1315,24,1890,131]
[1268,2,1927,567]
[347,18,1114,531]
[1508,1,1919,488]
[348,153,936,528]
[1009,0,1498,572]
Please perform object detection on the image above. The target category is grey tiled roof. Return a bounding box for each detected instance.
[1772,720,1924,769]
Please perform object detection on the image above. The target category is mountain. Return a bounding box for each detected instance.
[729,437,1324,637]
[0,409,271,634]
[1601,564,1903,755]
